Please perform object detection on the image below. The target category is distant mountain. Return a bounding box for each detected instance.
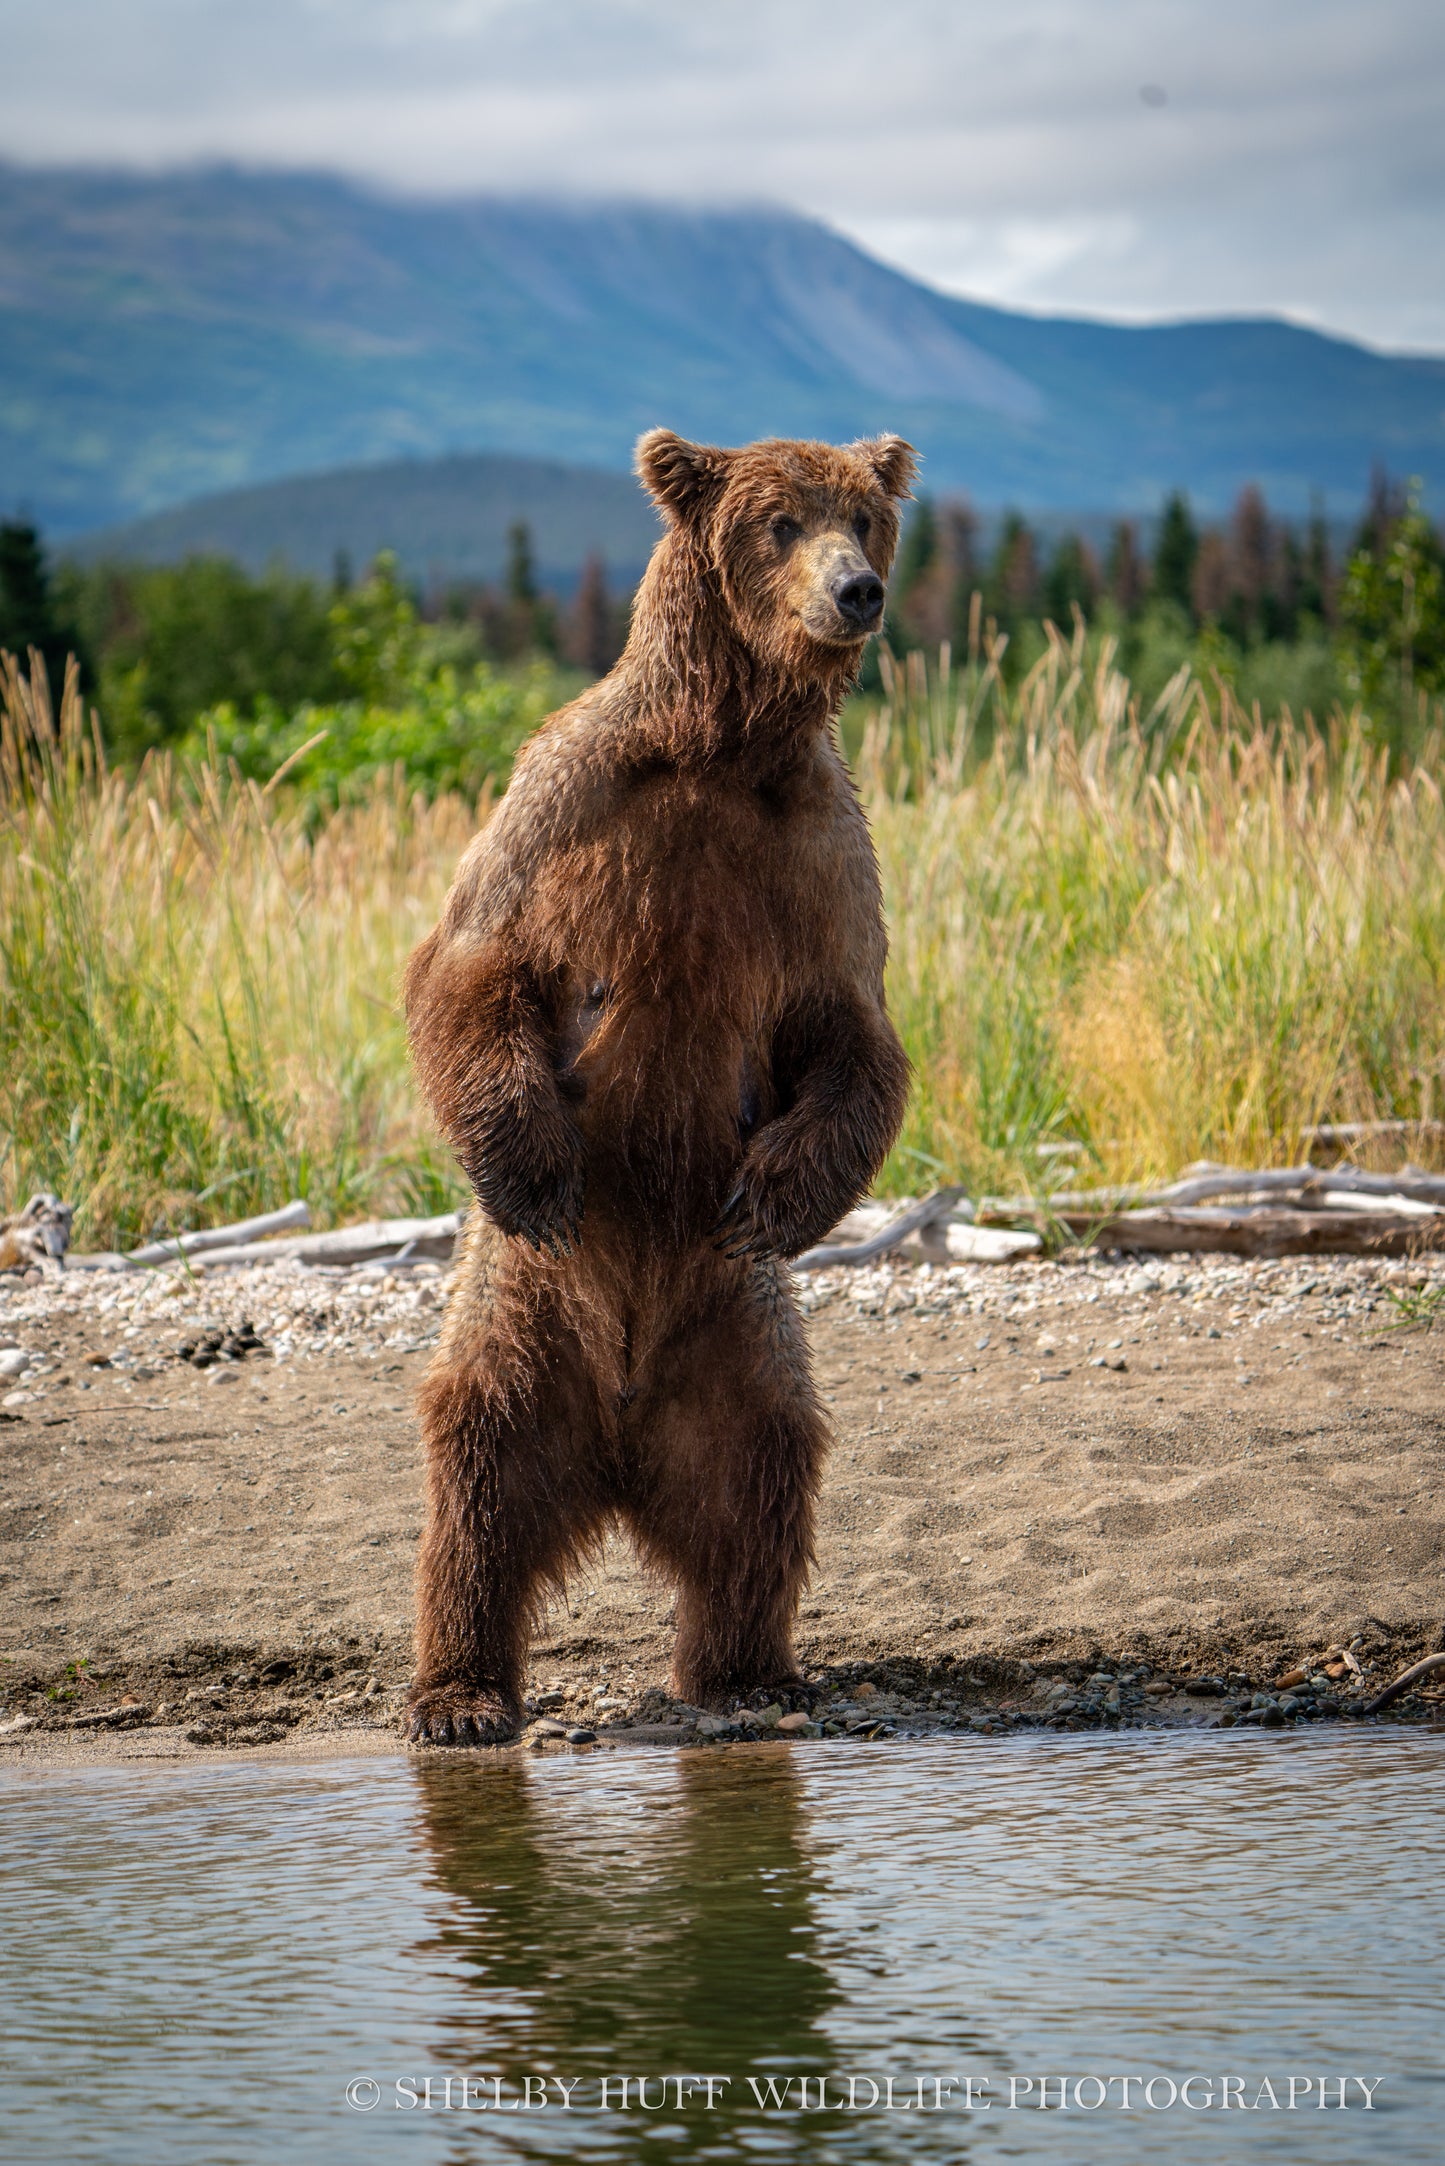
[4,164,1444,539]
[73,451,664,588]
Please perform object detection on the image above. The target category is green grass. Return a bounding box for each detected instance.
[1379,1282,1445,1333]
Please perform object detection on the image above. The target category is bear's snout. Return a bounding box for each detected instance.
[831,566,885,631]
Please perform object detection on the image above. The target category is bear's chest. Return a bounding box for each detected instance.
[572,772,845,989]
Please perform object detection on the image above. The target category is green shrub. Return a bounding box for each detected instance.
[185,657,583,808]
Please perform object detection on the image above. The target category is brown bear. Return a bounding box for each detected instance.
[401,429,915,1745]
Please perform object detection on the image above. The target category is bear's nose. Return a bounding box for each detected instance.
[832,568,885,629]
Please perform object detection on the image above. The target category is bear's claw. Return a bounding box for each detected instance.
[404,1683,519,1748]
[711,1180,776,1260]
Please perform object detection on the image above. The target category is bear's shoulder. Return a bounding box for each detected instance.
[441,688,626,931]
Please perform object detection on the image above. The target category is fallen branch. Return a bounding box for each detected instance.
[792,1187,966,1272]
[179,1212,465,1271]
[126,1199,311,1265]
[1361,1651,1445,1717]
[68,1198,313,1273]
[985,1162,1445,1218]
[1168,1164,1445,1208]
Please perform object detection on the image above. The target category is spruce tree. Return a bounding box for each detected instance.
[1153,492,1199,615]
[0,520,85,691]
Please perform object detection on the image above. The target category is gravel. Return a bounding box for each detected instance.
[0,1245,1438,1376]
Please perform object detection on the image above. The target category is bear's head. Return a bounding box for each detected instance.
[634,430,917,687]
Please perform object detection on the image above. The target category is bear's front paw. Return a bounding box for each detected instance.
[403,1680,519,1748]
[710,1155,841,1263]
[469,1118,585,1256]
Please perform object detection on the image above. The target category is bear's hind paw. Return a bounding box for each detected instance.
[403,1681,519,1748]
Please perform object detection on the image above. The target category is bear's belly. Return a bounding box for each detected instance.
[567,1006,768,1245]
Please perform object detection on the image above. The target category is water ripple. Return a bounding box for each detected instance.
[2,1730,1440,2163]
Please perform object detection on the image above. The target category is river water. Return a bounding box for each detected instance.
[3,1730,1440,2163]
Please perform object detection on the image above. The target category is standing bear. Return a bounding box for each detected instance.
[402,429,915,1745]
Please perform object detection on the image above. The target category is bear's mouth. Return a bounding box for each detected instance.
[789,533,886,645]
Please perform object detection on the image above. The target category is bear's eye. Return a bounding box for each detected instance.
[853,512,872,544]
[770,516,802,549]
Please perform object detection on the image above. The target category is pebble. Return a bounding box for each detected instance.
[775,1712,813,1734]
[532,1718,568,1738]
[564,1726,596,1745]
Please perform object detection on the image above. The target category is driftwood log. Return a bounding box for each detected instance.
[985,1162,1445,1216]
[126,1199,311,1265]
[792,1187,966,1272]
[68,1200,460,1274]
[68,1198,313,1272]
[975,1160,1445,1259]
[1361,1652,1445,1717]
[179,1212,465,1271]
[1042,1204,1444,1260]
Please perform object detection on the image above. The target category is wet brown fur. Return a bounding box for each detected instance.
[402,431,916,1745]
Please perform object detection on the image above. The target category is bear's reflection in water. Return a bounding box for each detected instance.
[411,1750,841,2141]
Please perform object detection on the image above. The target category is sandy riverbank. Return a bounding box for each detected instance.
[2,1246,1442,1766]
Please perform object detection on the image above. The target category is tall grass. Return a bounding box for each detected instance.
[861,626,1445,1196]
[3,636,1443,1245]
[1,653,470,1247]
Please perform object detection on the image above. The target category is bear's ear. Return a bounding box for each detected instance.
[635,430,731,525]
[853,434,918,500]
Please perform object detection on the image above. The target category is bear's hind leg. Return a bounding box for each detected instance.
[628,1267,826,1710]
[407,1338,606,1747]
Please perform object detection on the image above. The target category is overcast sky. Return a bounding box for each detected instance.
[4,0,1443,351]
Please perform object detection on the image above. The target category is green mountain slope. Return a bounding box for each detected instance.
[4,164,1443,536]
[73,452,663,585]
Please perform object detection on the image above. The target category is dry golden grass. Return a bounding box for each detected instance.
[3,636,1443,1246]
[1,654,473,1246]
[863,628,1445,1196]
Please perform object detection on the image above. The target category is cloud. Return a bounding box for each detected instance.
[2,0,1442,347]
